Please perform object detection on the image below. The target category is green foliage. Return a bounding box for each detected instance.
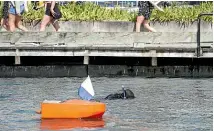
[150,1,213,24]
[0,2,213,24]
[22,2,136,22]
[0,1,3,18]
[22,4,44,23]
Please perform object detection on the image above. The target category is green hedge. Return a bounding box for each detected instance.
[0,2,213,24]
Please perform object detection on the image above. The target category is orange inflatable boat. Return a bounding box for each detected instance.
[40,118,105,130]
[37,99,106,119]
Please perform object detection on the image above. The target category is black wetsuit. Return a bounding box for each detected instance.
[105,89,135,100]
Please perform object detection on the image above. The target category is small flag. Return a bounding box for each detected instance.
[78,76,95,101]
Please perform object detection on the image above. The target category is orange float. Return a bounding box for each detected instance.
[37,99,106,119]
[40,118,105,130]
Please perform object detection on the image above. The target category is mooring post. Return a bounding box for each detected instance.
[15,49,21,65]
[152,57,157,66]
[150,50,157,66]
[83,50,89,65]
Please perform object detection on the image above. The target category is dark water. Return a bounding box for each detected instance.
[0,77,212,131]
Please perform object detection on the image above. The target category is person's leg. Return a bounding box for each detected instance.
[136,15,144,32]
[51,19,60,31]
[40,15,52,31]
[5,19,10,31]
[143,20,157,32]
[8,13,16,32]
[50,4,61,32]
[15,15,28,31]
[1,18,9,31]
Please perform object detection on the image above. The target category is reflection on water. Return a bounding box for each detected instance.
[0,77,212,131]
[40,118,105,130]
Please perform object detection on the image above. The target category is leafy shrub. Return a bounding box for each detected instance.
[0,1,213,24]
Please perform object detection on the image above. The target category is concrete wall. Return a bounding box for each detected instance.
[0,65,212,78]
[0,21,212,78]
[0,65,87,77]
[0,32,212,58]
[1,21,212,32]
[0,32,212,46]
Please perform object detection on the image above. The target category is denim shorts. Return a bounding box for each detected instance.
[8,4,25,15]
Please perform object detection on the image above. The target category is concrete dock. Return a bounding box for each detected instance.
[0,21,213,77]
[0,32,212,64]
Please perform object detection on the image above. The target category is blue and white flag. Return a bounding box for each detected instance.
[78,76,95,101]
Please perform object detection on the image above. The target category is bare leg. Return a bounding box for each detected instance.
[136,15,144,32]
[51,19,60,31]
[143,20,157,32]
[5,19,10,31]
[8,13,16,32]
[15,15,28,31]
[40,15,52,31]
[1,18,10,31]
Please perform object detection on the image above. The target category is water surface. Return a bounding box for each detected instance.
[0,77,212,131]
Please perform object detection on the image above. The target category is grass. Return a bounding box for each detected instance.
[0,1,213,24]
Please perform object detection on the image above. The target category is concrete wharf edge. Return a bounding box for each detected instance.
[0,32,212,66]
[0,32,212,56]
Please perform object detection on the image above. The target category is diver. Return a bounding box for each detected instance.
[104,87,135,100]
